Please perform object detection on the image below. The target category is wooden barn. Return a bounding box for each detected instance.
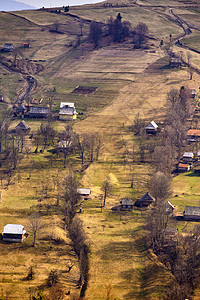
[178,163,191,172]
[120,198,134,210]
[182,152,194,163]
[134,192,155,207]
[28,106,49,118]
[187,129,200,143]
[3,43,14,52]
[145,121,158,134]
[77,188,91,199]
[2,224,26,242]
[183,206,200,221]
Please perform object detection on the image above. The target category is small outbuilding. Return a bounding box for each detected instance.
[187,129,200,143]
[3,43,14,52]
[2,224,26,242]
[182,152,194,163]
[145,121,158,134]
[178,163,191,172]
[183,206,200,221]
[120,198,134,210]
[0,95,4,102]
[23,42,30,48]
[15,120,30,133]
[17,104,26,114]
[77,188,91,198]
[134,192,155,207]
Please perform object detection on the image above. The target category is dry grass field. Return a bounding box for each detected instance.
[0,0,200,298]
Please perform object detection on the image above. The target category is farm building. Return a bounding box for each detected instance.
[187,129,200,143]
[145,121,158,134]
[166,201,175,214]
[59,107,77,121]
[17,104,26,114]
[60,102,75,109]
[178,163,191,172]
[28,106,49,118]
[77,188,91,197]
[134,192,155,207]
[15,120,30,132]
[183,206,200,221]
[182,152,194,163]
[120,198,134,210]
[2,43,14,52]
[23,42,30,48]
[2,224,26,242]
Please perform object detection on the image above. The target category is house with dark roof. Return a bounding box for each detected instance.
[145,121,158,134]
[15,121,30,133]
[28,106,49,118]
[3,43,14,52]
[183,206,200,221]
[17,105,26,114]
[2,224,26,242]
[120,198,134,210]
[134,192,155,207]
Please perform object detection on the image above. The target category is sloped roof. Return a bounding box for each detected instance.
[145,121,158,130]
[29,107,49,114]
[183,152,194,158]
[2,224,25,235]
[77,188,91,195]
[178,163,190,168]
[140,192,155,202]
[60,102,75,108]
[120,198,134,206]
[59,107,77,116]
[15,120,30,130]
[187,129,200,137]
[184,206,200,216]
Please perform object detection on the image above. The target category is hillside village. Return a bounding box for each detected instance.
[0,0,200,299]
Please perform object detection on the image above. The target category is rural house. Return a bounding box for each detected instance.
[178,163,191,172]
[166,201,175,214]
[134,192,155,207]
[17,104,26,114]
[145,121,158,134]
[77,188,91,197]
[182,152,194,163]
[183,206,200,221]
[187,129,200,143]
[59,103,77,121]
[28,106,49,118]
[23,42,30,48]
[120,198,134,210]
[2,43,14,52]
[2,224,26,242]
[15,120,30,133]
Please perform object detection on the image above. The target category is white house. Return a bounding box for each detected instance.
[2,224,26,242]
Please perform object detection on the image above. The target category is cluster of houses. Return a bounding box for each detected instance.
[16,102,78,121]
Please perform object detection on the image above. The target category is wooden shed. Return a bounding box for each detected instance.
[77,188,91,199]
[178,163,191,172]
[120,198,134,210]
[3,43,14,52]
[28,106,49,118]
[182,152,194,163]
[145,121,158,134]
[15,120,30,133]
[183,206,200,221]
[134,192,155,207]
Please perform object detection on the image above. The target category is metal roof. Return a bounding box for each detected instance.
[77,188,91,195]
[183,152,194,158]
[187,129,200,137]
[29,107,49,114]
[15,121,30,130]
[184,206,200,216]
[145,121,158,130]
[60,102,75,108]
[2,224,25,235]
[59,107,77,115]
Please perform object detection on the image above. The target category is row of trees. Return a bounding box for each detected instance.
[146,172,200,299]
[89,13,149,49]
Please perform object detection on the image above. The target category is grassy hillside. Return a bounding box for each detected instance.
[0,0,200,299]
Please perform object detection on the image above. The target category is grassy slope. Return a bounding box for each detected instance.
[0,1,200,299]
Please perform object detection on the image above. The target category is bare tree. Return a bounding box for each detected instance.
[89,21,102,49]
[101,177,113,207]
[27,213,45,246]
[149,171,172,202]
